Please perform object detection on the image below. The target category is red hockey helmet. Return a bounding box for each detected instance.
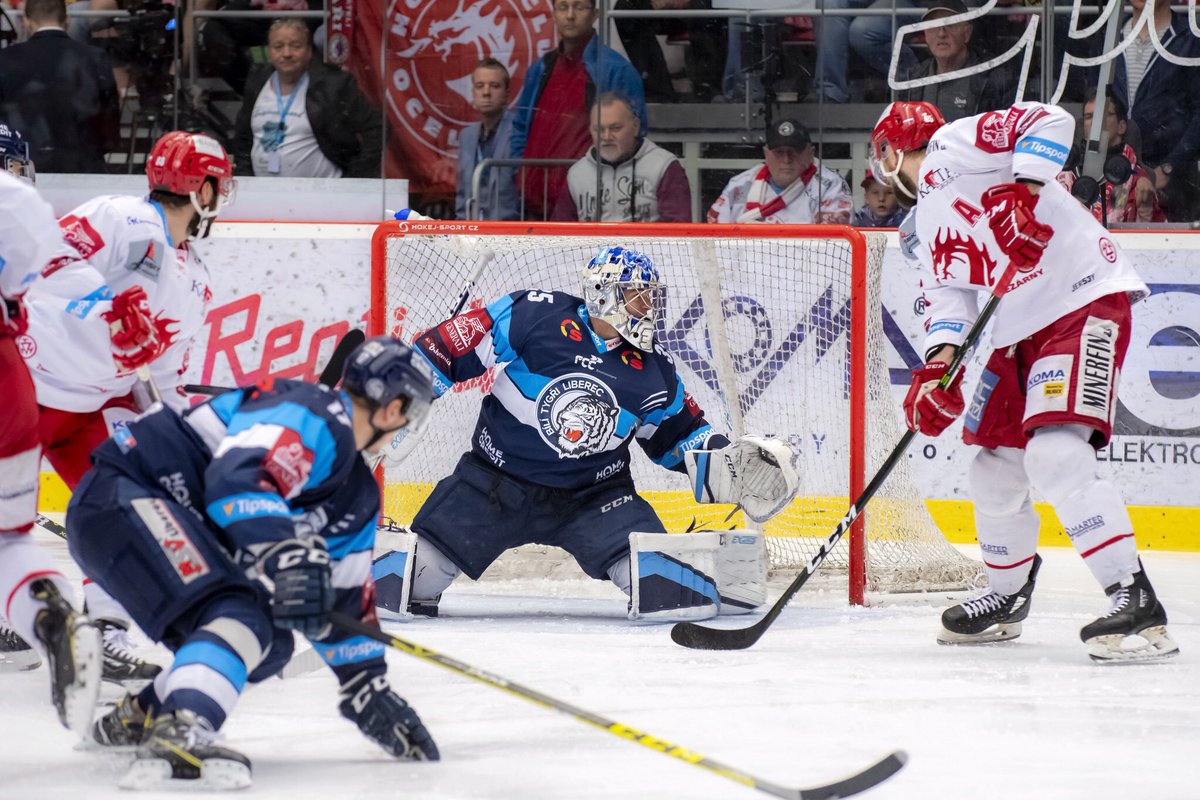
[869,102,945,195]
[146,132,235,236]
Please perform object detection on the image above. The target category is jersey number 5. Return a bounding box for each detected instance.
[527,291,554,303]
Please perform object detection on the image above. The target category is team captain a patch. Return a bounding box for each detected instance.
[535,373,619,459]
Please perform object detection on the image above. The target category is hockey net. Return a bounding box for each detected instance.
[370,221,981,603]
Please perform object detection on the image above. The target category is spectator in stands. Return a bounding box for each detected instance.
[1112,0,1200,221]
[510,0,647,221]
[552,92,691,222]
[0,0,118,173]
[456,59,520,221]
[614,0,725,102]
[707,118,852,223]
[197,0,323,96]
[813,0,919,103]
[233,19,381,178]
[1057,93,1165,225]
[852,173,908,227]
[900,0,1013,122]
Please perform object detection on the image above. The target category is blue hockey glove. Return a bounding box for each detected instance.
[260,538,334,640]
[339,673,440,761]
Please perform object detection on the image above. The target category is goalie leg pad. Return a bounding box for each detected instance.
[713,531,768,614]
[371,529,416,619]
[625,532,720,623]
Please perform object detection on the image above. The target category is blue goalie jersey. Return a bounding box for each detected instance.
[414,290,728,489]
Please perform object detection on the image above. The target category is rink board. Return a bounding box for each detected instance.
[37,224,1200,550]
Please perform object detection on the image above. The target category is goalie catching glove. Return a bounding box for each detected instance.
[684,435,799,523]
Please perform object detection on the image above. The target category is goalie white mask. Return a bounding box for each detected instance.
[581,246,665,352]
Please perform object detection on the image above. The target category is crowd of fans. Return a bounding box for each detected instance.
[0,0,1197,223]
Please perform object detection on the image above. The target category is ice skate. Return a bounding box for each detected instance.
[93,691,150,747]
[938,555,1041,644]
[119,710,251,791]
[1081,565,1179,665]
[97,619,162,688]
[0,613,40,671]
[30,579,102,735]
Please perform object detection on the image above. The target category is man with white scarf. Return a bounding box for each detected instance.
[707,118,852,224]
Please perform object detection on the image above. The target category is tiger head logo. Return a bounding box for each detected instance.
[554,396,618,458]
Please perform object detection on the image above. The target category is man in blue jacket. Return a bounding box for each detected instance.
[456,58,520,220]
[1111,0,1200,221]
[509,0,646,220]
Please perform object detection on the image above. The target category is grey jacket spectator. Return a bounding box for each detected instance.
[552,92,689,222]
[456,59,520,220]
[0,0,118,173]
[233,20,380,178]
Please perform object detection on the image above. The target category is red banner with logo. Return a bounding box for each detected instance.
[347,0,556,201]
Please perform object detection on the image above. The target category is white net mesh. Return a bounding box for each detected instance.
[376,224,981,596]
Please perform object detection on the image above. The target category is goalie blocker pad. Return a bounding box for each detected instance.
[627,531,767,622]
[371,528,417,621]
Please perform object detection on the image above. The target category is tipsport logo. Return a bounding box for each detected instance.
[659,288,851,417]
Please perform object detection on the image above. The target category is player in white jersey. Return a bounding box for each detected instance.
[869,101,1177,663]
[0,126,103,733]
[14,130,235,684]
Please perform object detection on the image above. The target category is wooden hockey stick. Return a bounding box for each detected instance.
[329,612,905,800]
[184,329,367,396]
[671,258,1023,651]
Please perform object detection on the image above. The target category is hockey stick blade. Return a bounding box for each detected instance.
[317,328,365,386]
[672,259,1022,651]
[329,612,905,799]
[184,383,230,396]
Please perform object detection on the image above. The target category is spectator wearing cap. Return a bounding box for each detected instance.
[553,92,691,222]
[707,119,852,224]
[456,58,520,220]
[1111,0,1200,221]
[510,0,647,221]
[232,19,381,178]
[0,0,118,173]
[900,0,1013,123]
[852,173,908,227]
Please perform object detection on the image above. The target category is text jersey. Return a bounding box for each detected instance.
[912,102,1148,351]
[0,171,59,300]
[414,291,728,489]
[90,378,389,671]
[21,194,213,412]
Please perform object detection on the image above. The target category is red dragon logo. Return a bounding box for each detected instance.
[387,0,553,158]
[930,228,998,286]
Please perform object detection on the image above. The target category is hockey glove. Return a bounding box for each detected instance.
[102,285,161,371]
[903,360,965,437]
[260,538,334,640]
[685,435,800,523]
[339,673,440,761]
[981,183,1053,270]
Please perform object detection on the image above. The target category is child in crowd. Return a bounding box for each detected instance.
[852,173,908,227]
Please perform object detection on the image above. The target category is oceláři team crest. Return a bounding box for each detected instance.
[387,0,552,158]
[535,373,619,459]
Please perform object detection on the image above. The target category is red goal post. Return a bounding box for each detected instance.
[370,220,979,604]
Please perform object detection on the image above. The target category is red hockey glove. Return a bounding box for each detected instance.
[981,183,1054,270]
[102,285,160,371]
[2,297,28,337]
[903,360,965,437]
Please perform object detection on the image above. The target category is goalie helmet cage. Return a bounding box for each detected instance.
[370,220,980,605]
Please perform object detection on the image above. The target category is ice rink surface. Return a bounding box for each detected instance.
[1,529,1195,800]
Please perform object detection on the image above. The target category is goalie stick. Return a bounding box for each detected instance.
[183,329,366,395]
[671,258,1023,651]
[329,611,906,799]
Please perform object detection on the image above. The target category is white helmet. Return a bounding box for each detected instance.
[581,246,664,351]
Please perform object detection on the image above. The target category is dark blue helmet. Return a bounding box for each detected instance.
[0,123,34,182]
[341,336,436,425]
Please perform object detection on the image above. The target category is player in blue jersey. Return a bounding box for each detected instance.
[384,246,800,622]
[65,337,440,790]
